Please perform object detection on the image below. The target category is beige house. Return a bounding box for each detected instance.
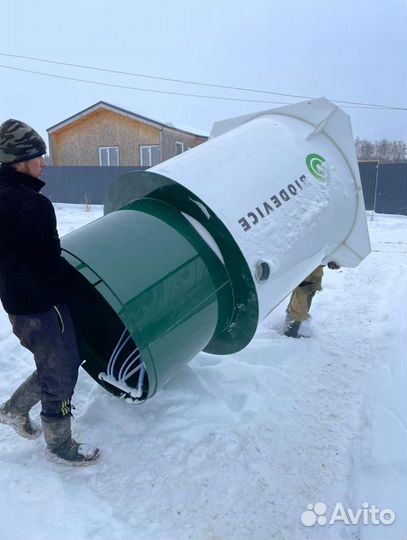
[47,101,208,166]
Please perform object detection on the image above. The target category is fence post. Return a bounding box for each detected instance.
[371,160,380,220]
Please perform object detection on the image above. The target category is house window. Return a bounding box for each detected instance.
[140,145,161,167]
[99,146,119,166]
[175,141,184,155]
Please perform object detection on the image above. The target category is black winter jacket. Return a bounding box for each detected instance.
[0,167,73,315]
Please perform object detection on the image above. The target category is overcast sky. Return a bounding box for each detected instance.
[1,0,406,146]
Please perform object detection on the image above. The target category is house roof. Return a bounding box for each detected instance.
[47,101,209,138]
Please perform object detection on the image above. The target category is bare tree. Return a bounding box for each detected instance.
[391,140,407,161]
[356,138,376,160]
[355,138,407,162]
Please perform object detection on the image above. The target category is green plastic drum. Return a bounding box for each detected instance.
[61,172,258,402]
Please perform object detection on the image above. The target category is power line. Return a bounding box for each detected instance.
[1,52,405,111]
[0,64,290,105]
[0,60,405,111]
[3,52,314,99]
[1,51,405,111]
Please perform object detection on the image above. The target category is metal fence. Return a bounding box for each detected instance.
[42,162,407,215]
[42,166,147,205]
[358,161,407,215]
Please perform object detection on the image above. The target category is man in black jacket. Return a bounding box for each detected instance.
[0,119,99,465]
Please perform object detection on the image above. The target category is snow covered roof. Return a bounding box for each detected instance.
[47,101,209,138]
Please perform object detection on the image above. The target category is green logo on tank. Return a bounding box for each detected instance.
[306,153,327,182]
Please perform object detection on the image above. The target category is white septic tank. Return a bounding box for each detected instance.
[149,97,371,323]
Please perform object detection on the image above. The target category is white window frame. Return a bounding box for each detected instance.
[175,141,184,155]
[98,146,119,166]
[139,145,160,167]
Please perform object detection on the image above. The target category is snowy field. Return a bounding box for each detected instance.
[0,204,405,540]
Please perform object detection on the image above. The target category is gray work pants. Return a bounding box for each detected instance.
[9,303,82,417]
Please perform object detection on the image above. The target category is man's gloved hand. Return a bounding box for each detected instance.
[327,261,341,270]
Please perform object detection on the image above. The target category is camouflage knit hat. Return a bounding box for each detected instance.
[0,119,46,164]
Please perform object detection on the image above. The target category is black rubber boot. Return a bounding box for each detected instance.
[283,317,302,338]
[41,414,100,466]
[0,372,42,439]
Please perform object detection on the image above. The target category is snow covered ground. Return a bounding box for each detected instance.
[0,205,405,540]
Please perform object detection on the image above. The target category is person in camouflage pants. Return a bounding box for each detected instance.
[284,262,340,338]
